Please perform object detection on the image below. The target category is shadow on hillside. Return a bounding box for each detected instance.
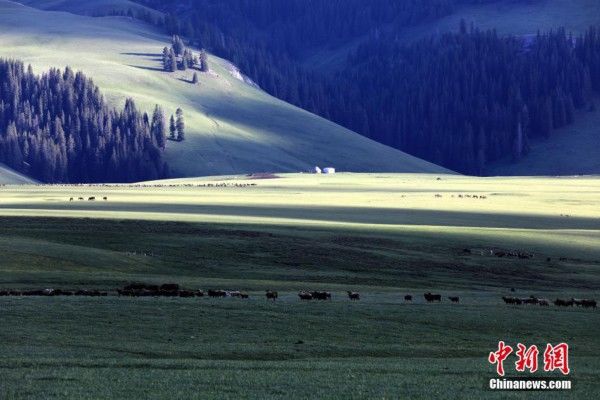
[127,64,164,72]
[121,52,161,57]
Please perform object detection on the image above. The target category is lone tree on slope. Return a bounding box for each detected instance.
[169,114,177,140]
[176,108,185,141]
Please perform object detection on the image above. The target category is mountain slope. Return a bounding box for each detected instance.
[0,164,37,184]
[486,105,600,176]
[18,0,160,17]
[0,1,449,178]
[307,0,600,73]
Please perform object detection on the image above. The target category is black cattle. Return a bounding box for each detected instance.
[424,292,441,302]
[88,197,95,201]
[404,295,413,301]
[573,298,597,308]
[582,299,597,308]
[160,283,179,292]
[208,289,228,298]
[298,291,313,300]
[347,291,360,300]
[311,291,331,300]
[554,298,573,307]
[448,296,460,303]
[522,296,539,305]
[266,290,278,300]
[502,296,522,305]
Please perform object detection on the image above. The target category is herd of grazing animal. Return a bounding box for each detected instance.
[69,196,108,201]
[0,288,107,297]
[502,295,596,308]
[0,284,595,309]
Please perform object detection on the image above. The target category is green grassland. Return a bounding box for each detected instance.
[0,173,599,398]
[0,0,446,178]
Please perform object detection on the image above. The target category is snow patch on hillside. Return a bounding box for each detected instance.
[226,62,260,89]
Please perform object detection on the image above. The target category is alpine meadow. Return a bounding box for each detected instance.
[0,1,599,399]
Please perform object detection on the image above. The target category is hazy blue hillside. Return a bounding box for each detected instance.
[0,1,449,180]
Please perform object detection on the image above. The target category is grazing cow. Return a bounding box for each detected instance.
[103,197,108,201]
[311,291,332,300]
[573,298,597,308]
[240,293,249,299]
[195,290,205,297]
[78,197,84,201]
[208,289,228,298]
[347,291,360,300]
[502,296,514,304]
[298,291,313,300]
[88,197,95,201]
[179,290,195,298]
[538,299,550,307]
[510,288,515,292]
[69,198,74,201]
[582,299,597,308]
[448,296,460,303]
[160,283,179,292]
[0,290,8,296]
[424,292,441,302]
[229,291,242,297]
[404,295,413,301]
[522,296,539,305]
[265,290,278,301]
[554,298,573,307]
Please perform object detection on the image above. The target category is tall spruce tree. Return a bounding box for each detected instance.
[176,108,185,141]
[169,114,177,140]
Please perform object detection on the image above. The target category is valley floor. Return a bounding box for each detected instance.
[0,173,599,399]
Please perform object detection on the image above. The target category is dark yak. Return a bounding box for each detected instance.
[424,292,441,302]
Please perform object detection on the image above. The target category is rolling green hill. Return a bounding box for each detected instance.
[0,1,449,179]
[0,164,37,184]
[486,104,600,176]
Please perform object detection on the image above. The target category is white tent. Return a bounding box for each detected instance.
[323,167,336,174]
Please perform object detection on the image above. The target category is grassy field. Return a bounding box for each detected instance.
[0,0,446,177]
[0,173,599,398]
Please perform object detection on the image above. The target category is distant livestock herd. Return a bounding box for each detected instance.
[69,196,108,201]
[0,284,596,309]
[502,295,596,308]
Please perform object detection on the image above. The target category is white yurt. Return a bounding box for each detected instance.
[323,167,336,174]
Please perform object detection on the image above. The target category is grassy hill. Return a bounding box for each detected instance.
[0,1,448,179]
[0,163,37,184]
[486,104,600,176]
[0,173,599,398]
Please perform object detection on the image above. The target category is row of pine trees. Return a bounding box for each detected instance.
[0,59,169,183]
